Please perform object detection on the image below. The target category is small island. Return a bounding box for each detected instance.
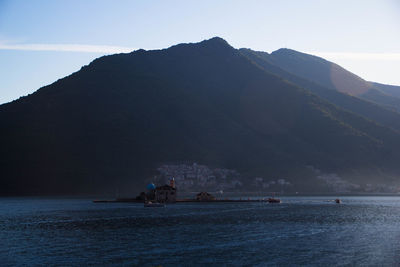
[93,178,277,204]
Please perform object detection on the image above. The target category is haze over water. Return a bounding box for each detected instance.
[1,196,400,265]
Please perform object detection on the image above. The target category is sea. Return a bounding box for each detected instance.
[1,196,400,266]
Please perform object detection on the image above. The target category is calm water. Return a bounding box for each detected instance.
[1,196,400,266]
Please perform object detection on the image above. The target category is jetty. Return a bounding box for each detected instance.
[93,198,271,203]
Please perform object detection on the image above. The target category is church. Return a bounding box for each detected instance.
[155,178,177,203]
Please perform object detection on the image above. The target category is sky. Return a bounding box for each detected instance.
[0,0,399,104]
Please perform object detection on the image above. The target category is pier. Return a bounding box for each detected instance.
[93,198,271,203]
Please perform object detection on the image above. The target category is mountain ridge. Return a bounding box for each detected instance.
[267,48,400,112]
[239,48,400,134]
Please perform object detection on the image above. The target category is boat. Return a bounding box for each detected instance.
[144,201,165,207]
[267,198,281,203]
[335,198,341,204]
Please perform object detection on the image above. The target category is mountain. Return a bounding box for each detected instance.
[1,37,400,196]
[239,48,400,133]
[268,48,400,112]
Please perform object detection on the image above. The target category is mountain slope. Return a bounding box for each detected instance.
[268,48,400,112]
[1,37,400,195]
[239,48,400,133]
[372,82,400,99]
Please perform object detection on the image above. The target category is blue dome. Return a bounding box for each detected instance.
[146,183,156,190]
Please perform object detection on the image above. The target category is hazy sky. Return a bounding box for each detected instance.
[1,0,399,104]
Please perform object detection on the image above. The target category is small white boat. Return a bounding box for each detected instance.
[144,201,165,207]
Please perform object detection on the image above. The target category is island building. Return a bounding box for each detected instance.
[136,179,220,203]
[196,192,216,201]
[155,184,176,203]
[139,178,177,203]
